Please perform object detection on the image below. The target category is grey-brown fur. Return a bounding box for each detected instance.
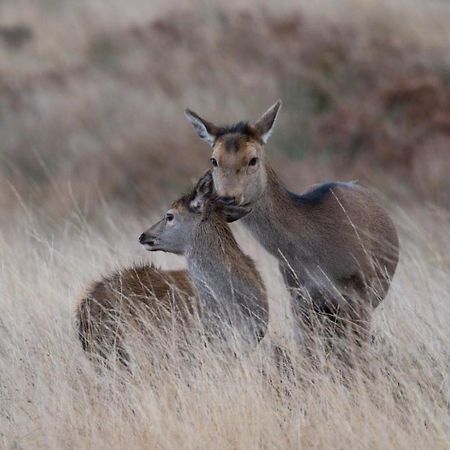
[245,164,399,339]
[185,101,399,343]
[77,172,268,366]
[141,171,268,346]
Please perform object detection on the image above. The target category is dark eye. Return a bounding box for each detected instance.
[165,213,174,222]
[210,157,218,167]
[248,157,259,166]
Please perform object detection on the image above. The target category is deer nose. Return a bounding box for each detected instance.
[139,233,146,244]
[139,232,157,246]
[219,196,236,206]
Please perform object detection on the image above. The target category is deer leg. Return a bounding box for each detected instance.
[289,281,373,366]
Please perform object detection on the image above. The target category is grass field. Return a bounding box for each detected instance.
[0,204,449,449]
[1,0,449,448]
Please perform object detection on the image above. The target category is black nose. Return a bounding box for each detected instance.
[219,196,236,205]
[139,233,146,244]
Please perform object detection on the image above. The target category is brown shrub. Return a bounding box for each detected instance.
[0,3,449,225]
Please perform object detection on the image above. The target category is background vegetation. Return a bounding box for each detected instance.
[0,0,449,448]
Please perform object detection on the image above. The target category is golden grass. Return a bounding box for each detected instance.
[1,1,449,447]
[0,204,449,449]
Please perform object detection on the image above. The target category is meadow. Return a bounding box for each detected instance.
[0,0,449,448]
[1,202,449,449]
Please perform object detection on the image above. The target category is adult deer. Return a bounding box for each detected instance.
[185,101,399,344]
[77,171,268,366]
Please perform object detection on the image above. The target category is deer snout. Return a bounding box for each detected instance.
[139,231,157,248]
[218,196,237,206]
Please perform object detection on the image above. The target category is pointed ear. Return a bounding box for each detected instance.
[185,109,218,147]
[189,170,214,213]
[194,170,213,198]
[254,100,282,144]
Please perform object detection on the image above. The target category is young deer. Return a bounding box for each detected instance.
[185,101,399,343]
[77,171,268,366]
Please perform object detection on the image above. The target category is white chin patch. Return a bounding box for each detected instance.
[144,244,153,251]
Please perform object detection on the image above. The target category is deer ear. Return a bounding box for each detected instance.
[254,100,282,144]
[195,170,213,197]
[185,109,218,147]
[190,170,214,213]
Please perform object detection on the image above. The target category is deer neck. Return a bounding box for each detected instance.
[242,163,309,251]
[185,216,267,328]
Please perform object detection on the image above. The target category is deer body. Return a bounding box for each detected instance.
[185,101,399,339]
[77,266,194,366]
[242,166,398,318]
[77,172,268,365]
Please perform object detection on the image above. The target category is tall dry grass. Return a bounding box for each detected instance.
[0,202,449,449]
[1,0,449,448]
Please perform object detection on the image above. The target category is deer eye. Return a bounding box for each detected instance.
[210,157,218,167]
[248,157,259,166]
[165,213,174,222]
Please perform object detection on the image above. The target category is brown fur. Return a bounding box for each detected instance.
[260,165,399,328]
[249,161,399,345]
[76,265,194,366]
[186,102,399,348]
[77,172,268,367]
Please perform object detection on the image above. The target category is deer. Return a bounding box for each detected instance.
[185,101,400,348]
[77,171,269,367]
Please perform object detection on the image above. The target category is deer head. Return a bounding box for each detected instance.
[185,101,281,207]
[139,171,251,254]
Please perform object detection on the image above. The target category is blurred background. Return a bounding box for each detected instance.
[1,0,449,231]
